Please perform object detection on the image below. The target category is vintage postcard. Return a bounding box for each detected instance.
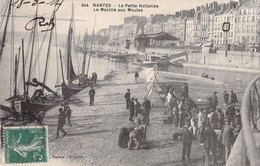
[0,0,260,165]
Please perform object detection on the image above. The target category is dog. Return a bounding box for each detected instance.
[128,125,146,150]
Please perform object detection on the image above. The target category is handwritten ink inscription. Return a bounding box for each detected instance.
[12,0,64,11]
[25,16,55,32]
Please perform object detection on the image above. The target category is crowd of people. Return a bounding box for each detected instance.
[123,88,151,150]
[165,83,241,165]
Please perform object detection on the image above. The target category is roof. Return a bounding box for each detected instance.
[136,32,179,41]
[202,42,213,47]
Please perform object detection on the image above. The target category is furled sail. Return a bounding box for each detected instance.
[66,21,77,81]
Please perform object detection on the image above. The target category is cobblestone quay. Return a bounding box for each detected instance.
[42,68,232,166]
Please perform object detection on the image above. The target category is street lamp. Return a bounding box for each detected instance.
[222,22,230,57]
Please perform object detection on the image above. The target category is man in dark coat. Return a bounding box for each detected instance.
[230,91,238,106]
[135,71,139,84]
[181,83,189,97]
[134,98,141,118]
[226,104,236,125]
[202,122,217,166]
[223,90,229,106]
[89,87,96,106]
[143,97,151,125]
[93,72,97,84]
[129,98,135,122]
[211,91,218,110]
[222,118,233,163]
[67,106,72,126]
[181,121,193,162]
[56,108,67,138]
[124,89,131,109]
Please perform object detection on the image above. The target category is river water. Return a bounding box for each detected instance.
[0,42,259,114]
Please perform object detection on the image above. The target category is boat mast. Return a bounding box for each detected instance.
[86,15,96,77]
[22,39,26,98]
[13,47,21,97]
[81,30,88,75]
[59,49,65,83]
[42,10,55,92]
[26,5,39,94]
[0,0,12,59]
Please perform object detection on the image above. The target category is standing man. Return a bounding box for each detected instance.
[226,103,236,125]
[143,97,151,125]
[230,91,238,106]
[129,98,135,122]
[181,83,189,97]
[134,98,141,119]
[211,91,218,110]
[202,122,217,166]
[94,72,97,84]
[135,71,139,84]
[124,89,131,109]
[222,118,233,164]
[91,73,95,85]
[223,90,229,106]
[181,121,193,162]
[56,108,67,138]
[67,106,72,126]
[89,86,96,106]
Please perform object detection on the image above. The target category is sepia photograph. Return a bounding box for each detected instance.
[0,0,260,165]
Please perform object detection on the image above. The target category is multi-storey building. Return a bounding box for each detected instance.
[235,0,260,46]
[200,11,210,42]
[193,11,201,43]
[186,18,194,44]
[213,9,236,47]
[208,13,215,41]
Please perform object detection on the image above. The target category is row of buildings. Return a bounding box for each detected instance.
[96,0,260,49]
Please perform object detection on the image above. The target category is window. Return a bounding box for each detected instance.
[243,17,246,22]
[246,36,250,42]
[239,10,242,15]
[248,9,251,14]
[238,17,241,22]
[231,32,233,38]
[247,16,250,22]
[238,25,241,33]
[243,9,246,15]
[252,25,255,33]
[252,16,255,22]
[247,25,250,32]
[242,25,246,33]
[251,36,255,42]
[220,32,222,38]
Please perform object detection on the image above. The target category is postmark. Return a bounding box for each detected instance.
[3,126,48,164]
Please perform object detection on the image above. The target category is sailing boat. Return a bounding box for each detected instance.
[61,4,92,99]
[21,8,61,115]
[0,1,61,120]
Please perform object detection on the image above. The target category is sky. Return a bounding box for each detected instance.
[0,0,235,35]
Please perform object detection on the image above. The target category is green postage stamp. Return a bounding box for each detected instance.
[3,126,48,164]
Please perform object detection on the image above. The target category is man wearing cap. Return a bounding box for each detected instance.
[134,98,141,118]
[222,118,233,163]
[223,90,229,106]
[56,108,67,138]
[129,98,135,122]
[67,106,72,127]
[230,91,238,106]
[89,86,96,106]
[202,121,217,166]
[124,89,131,109]
[181,121,193,162]
[211,91,218,110]
[143,97,151,125]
